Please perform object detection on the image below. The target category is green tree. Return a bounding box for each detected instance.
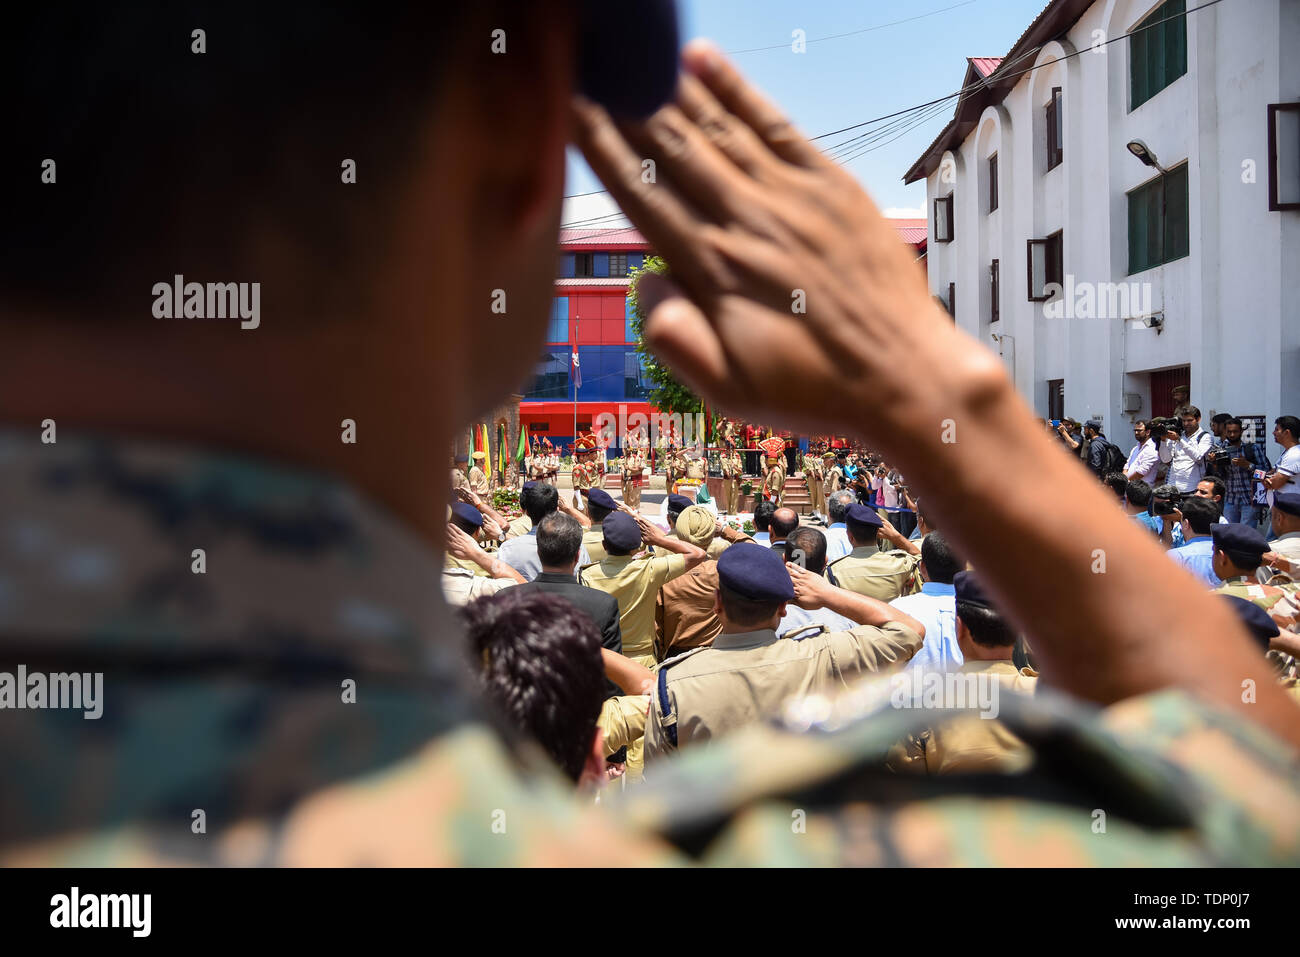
[627,256,701,415]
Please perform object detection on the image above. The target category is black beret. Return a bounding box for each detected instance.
[1220,595,1279,652]
[953,570,994,610]
[521,481,538,490]
[667,493,694,512]
[602,511,642,552]
[1211,523,1269,557]
[451,502,483,529]
[1273,491,1300,517]
[587,488,616,511]
[717,543,794,602]
[845,503,882,534]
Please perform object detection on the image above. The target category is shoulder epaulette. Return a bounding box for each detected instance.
[781,624,828,642]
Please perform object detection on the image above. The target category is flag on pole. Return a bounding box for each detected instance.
[570,319,581,389]
[480,423,491,480]
[516,425,527,468]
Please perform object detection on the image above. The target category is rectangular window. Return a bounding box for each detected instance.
[934,193,954,243]
[990,260,1000,322]
[558,254,575,279]
[1268,102,1300,210]
[573,253,594,277]
[625,297,638,342]
[988,154,999,212]
[525,351,570,400]
[1027,232,1063,301]
[947,282,956,320]
[1127,162,1189,274]
[1045,88,1063,171]
[624,352,650,400]
[1130,0,1187,111]
[545,297,569,343]
[608,253,628,276]
[1047,379,1065,421]
[593,253,610,278]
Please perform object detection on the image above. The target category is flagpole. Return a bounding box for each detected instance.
[572,314,578,450]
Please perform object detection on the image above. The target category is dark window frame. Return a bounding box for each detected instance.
[573,253,594,277]
[990,259,1000,322]
[988,153,999,212]
[1129,0,1188,112]
[947,282,956,320]
[608,253,629,277]
[1026,232,1063,302]
[1127,161,1190,274]
[1268,102,1300,211]
[934,193,954,243]
[1045,87,1063,171]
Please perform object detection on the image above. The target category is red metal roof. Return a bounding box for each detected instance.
[968,57,1003,78]
[559,226,648,247]
[890,218,928,245]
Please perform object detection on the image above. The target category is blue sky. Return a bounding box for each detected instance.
[563,0,1049,227]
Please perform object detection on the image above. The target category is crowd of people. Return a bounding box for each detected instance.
[6,4,1299,867]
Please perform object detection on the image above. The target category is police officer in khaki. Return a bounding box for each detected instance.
[889,571,1038,775]
[759,437,786,507]
[645,543,925,765]
[820,450,841,512]
[452,451,471,495]
[577,487,620,563]
[827,504,922,602]
[468,451,490,496]
[803,447,824,521]
[579,510,707,667]
[622,437,645,509]
[719,440,744,515]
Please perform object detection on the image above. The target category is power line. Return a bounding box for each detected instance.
[723,0,980,55]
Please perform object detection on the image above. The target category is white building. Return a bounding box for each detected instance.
[905,0,1299,443]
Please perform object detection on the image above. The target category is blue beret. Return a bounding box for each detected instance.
[845,503,882,533]
[717,543,794,603]
[1273,491,1300,517]
[667,494,694,512]
[451,502,483,529]
[1211,523,1269,557]
[578,0,679,119]
[587,488,616,511]
[521,481,538,490]
[602,511,642,552]
[1221,595,1279,651]
[953,570,994,610]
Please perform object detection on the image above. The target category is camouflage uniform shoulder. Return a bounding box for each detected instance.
[612,680,1300,866]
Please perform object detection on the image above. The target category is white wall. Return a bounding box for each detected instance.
[924,0,1298,446]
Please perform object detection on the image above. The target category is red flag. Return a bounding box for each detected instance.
[570,316,581,389]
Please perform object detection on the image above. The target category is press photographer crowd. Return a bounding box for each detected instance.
[2,3,1298,872]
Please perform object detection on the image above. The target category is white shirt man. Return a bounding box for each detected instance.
[777,603,858,638]
[497,525,591,582]
[1160,421,1213,492]
[1125,436,1160,484]
[891,581,961,674]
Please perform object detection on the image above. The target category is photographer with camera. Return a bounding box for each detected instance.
[1152,484,1187,549]
[1158,406,1214,493]
[1214,417,1270,528]
[1124,421,1161,484]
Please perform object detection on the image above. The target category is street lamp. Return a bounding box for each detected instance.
[1126,139,1167,174]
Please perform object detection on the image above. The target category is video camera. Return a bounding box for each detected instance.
[1150,417,1182,441]
[1151,486,1184,516]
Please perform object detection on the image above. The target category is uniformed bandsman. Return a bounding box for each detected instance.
[622,436,645,509]
[759,436,786,507]
[468,451,489,496]
[645,543,923,765]
[821,450,842,511]
[827,504,922,602]
[720,441,744,515]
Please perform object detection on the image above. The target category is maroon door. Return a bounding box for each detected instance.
[1149,366,1190,418]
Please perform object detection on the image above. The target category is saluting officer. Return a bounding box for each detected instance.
[720,440,744,515]
[645,543,924,765]
[827,504,923,603]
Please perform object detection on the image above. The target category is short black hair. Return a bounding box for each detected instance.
[1125,480,1153,508]
[920,531,962,585]
[770,507,800,540]
[1181,405,1201,419]
[718,584,785,628]
[1197,475,1226,501]
[1277,416,1300,440]
[785,527,828,575]
[1211,413,1232,427]
[1225,417,1243,429]
[461,589,604,782]
[3,3,555,315]
[521,483,559,524]
[1103,472,1128,499]
[956,602,1016,648]
[1180,495,1219,535]
[536,512,583,568]
[828,490,856,525]
[753,500,776,533]
[1218,548,1262,573]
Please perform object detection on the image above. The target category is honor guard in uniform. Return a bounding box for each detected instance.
[468,451,490,496]
[645,543,923,765]
[804,447,824,521]
[759,436,786,507]
[527,437,544,485]
[571,432,600,512]
[889,572,1039,775]
[622,434,645,509]
[452,451,471,494]
[683,448,706,489]
[821,450,842,509]
[664,441,681,492]
[720,440,744,515]
[827,504,922,602]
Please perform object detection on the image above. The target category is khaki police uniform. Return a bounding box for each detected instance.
[582,523,608,563]
[622,449,645,509]
[506,514,532,540]
[889,660,1039,775]
[645,620,923,763]
[580,552,689,666]
[442,565,515,606]
[1215,576,1300,631]
[451,468,470,494]
[828,545,922,603]
[468,464,489,497]
[822,459,843,505]
[762,461,785,507]
[720,450,743,515]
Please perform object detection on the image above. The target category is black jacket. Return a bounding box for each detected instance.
[517,572,624,699]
